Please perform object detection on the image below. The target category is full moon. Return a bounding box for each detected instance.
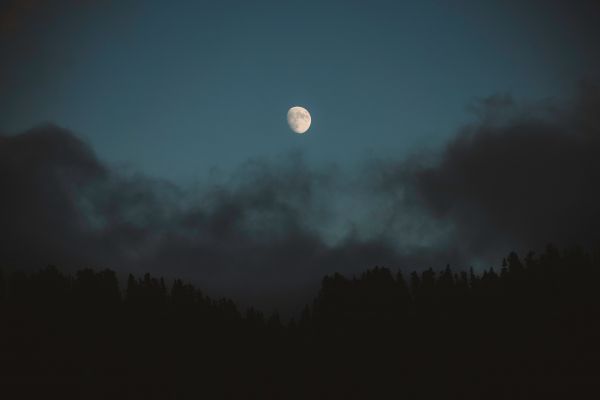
[287,106,311,134]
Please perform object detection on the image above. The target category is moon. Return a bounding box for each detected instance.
[287,106,311,134]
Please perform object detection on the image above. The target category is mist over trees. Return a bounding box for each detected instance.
[1,244,599,399]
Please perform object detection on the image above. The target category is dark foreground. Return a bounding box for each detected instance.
[1,245,600,399]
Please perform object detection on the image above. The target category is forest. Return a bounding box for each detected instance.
[1,244,599,399]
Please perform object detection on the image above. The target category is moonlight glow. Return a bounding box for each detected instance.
[287,106,311,134]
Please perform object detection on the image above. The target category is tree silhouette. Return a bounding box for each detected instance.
[0,245,599,399]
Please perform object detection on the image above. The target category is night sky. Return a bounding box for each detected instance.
[2,0,600,311]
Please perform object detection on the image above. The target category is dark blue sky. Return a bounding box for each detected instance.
[2,0,598,182]
[2,0,600,309]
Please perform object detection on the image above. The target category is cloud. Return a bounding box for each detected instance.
[0,124,414,311]
[0,124,107,267]
[2,85,599,311]
[380,83,600,260]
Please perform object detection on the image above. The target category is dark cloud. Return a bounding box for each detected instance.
[0,124,413,311]
[385,84,600,260]
[3,85,600,311]
[0,124,107,267]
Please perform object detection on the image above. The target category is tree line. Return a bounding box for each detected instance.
[1,244,599,399]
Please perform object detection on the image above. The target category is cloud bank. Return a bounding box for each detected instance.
[404,84,600,259]
[1,85,599,310]
[0,125,412,310]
